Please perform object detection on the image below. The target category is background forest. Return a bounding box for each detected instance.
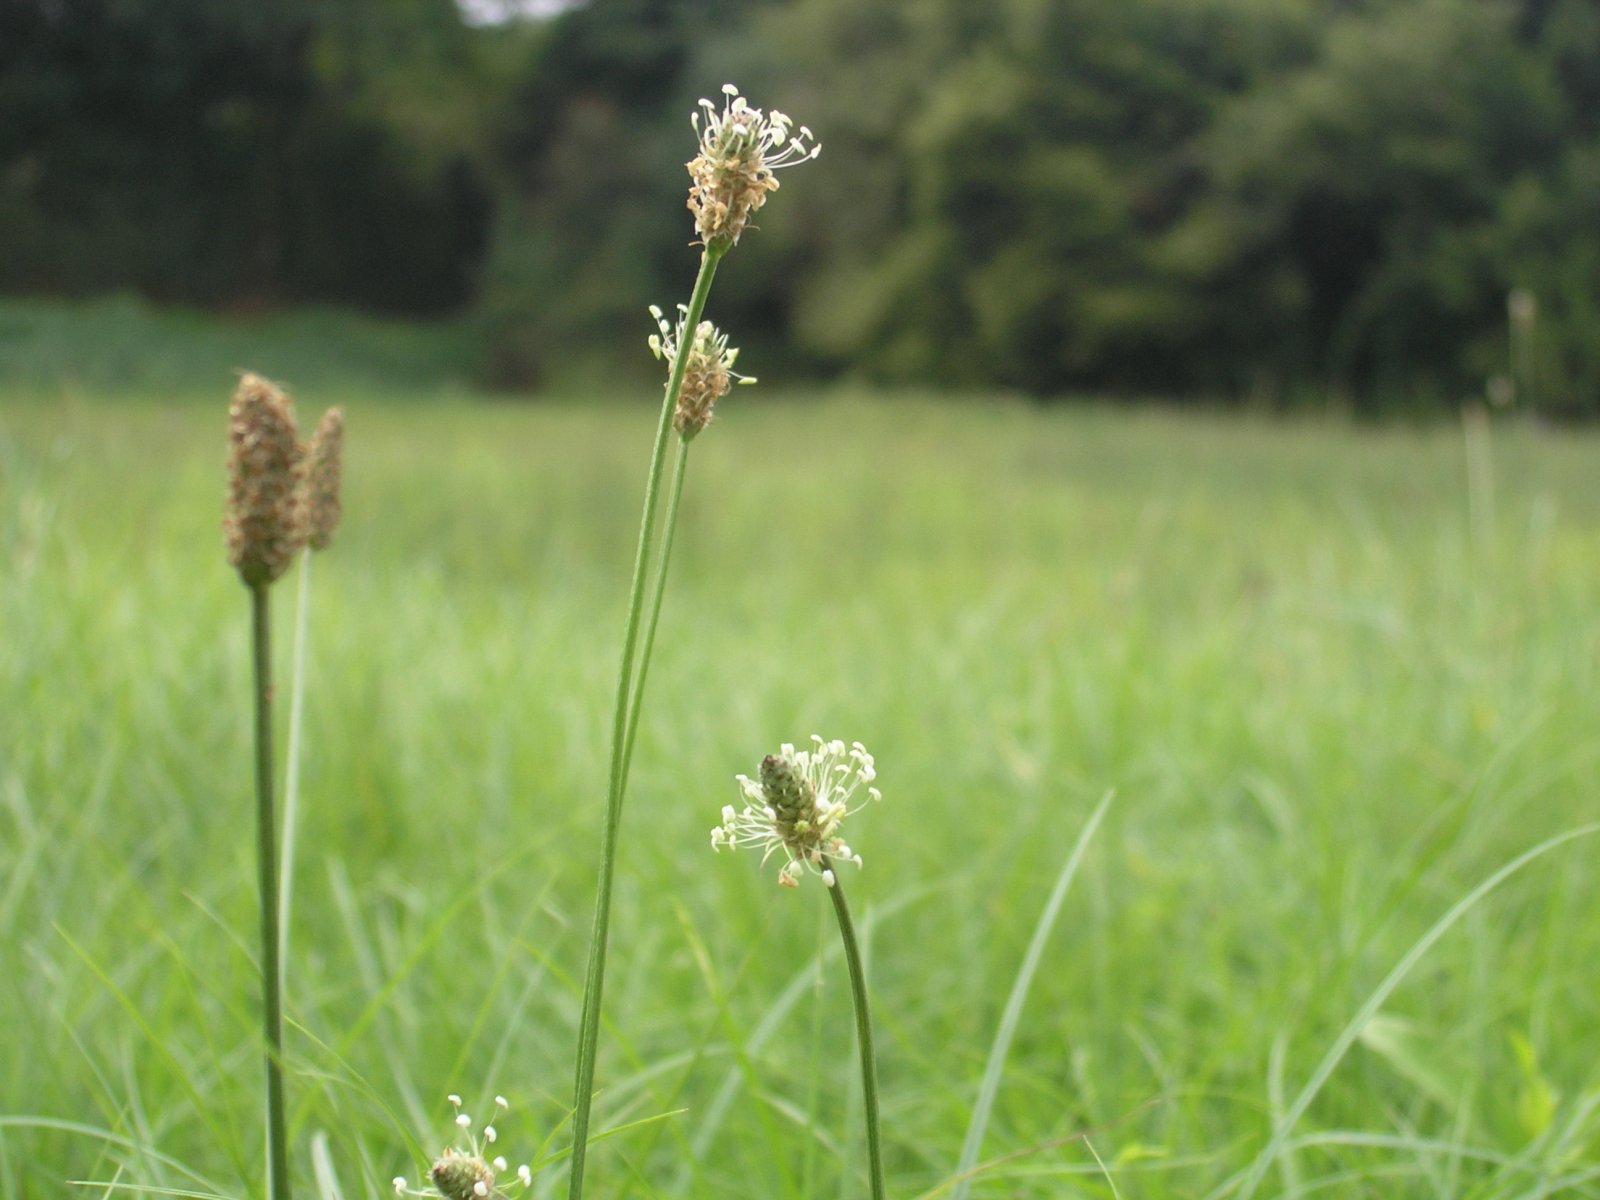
[2,0,1599,410]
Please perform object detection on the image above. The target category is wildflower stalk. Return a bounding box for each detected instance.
[823,859,886,1200]
[712,741,883,1190]
[278,550,312,980]
[250,580,292,1200]
[567,243,724,1199]
[620,438,691,790]
[227,373,303,1200]
[278,403,341,1000]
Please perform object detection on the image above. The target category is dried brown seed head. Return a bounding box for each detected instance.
[301,406,344,552]
[224,373,304,586]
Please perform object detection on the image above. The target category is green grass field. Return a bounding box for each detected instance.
[2,387,1597,1199]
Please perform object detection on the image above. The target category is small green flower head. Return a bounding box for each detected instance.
[393,1094,535,1200]
[759,752,814,823]
[687,83,820,250]
[712,737,881,888]
[429,1148,495,1200]
[648,303,755,441]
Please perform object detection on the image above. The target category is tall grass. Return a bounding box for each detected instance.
[1,394,1598,1198]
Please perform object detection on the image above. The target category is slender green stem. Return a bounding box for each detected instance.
[279,552,312,993]
[620,437,691,792]
[825,862,887,1200]
[250,582,291,1200]
[567,245,723,1199]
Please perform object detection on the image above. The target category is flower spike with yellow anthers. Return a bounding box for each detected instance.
[393,1094,535,1200]
[648,304,754,441]
[687,82,820,249]
[713,737,881,888]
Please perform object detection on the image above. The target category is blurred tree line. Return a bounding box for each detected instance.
[2,0,1597,410]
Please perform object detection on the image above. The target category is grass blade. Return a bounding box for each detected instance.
[951,789,1114,1200]
[1222,822,1600,1200]
[309,1131,345,1200]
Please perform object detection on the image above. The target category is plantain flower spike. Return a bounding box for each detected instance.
[394,1094,535,1200]
[300,405,345,551]
[225,372,304,586]
[648,304,754,440]
[687,82,820,250]
[712,737,880,888]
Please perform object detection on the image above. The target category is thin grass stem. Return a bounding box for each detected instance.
[824,863,887,1200]
[566,244,724,1200]
[250,582,291,1200]
[279,552,312,995]
[620,438,691,792]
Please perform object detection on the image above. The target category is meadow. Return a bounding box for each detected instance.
[1,384,1597,1199]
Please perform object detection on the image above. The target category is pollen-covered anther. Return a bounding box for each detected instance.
[686,83,820,249]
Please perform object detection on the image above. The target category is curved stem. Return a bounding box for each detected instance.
[250,582,291,1200]
[825,862,887,1200]
[279,552,312,996]
[620,437,691,793]
[567,245,723,1200]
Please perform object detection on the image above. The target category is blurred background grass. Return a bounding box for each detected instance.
[0,296,481,399]
[2,384,1597,1197]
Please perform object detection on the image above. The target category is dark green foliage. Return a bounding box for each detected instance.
[474,0,761,386]
[0,0,496,314]
[477,0,1600,410]
[3,0,1599,408]
[1185,1,1564,407]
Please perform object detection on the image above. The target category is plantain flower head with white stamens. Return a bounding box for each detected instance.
[687,83,820,250]
[712,737,880,888]
[393,1094,535,1200]
[648,303,754,440]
